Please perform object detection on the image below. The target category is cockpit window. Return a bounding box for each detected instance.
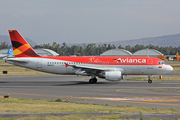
[158,62,166,65]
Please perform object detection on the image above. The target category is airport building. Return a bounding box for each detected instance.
[132,49,163,57]
[34,49,59,56]
[100,49,164,58]
[0,48,59,57]
[1,47,177,61]
[0,49,10,55]
[100,49,132,56]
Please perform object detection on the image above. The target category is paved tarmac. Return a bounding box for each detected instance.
[0,74,180,110]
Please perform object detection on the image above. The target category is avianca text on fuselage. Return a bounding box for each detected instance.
[113,58,146,64]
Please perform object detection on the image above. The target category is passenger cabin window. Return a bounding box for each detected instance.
[159,62,166,65]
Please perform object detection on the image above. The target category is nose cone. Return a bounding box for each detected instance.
[166,65,173,72]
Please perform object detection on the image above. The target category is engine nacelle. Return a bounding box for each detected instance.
[75,70,88,76]
[105,71,122,81]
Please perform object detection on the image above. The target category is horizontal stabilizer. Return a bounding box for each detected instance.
[4,58,28,63]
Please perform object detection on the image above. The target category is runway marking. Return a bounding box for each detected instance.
[97,98,162,101]
[94,98,179,106]
[115,89,180,96]
[96,97,180,102]
[116,89,121,92]
[0,91,179,107]
[81,78,87,80]
[115,87,180,89]
[159,83,180,84]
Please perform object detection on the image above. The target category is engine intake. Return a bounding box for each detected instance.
[105,71,122,81]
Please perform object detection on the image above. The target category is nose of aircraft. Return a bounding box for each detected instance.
[166,65,173,72]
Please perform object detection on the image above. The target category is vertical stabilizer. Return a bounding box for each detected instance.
[8,30,40,57]
[6,47,13,55]
[2,47,13,55]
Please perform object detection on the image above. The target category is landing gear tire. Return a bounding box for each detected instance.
[89,78,97,84]
[148,75,152,84]
[121,75,124,80]
[159,75,162,79]
[89,79,93,84]
[148,80,152,83]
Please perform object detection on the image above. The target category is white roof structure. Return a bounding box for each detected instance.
[0,49,9,54]
[100,49,132,56]
[100,48,164,57]
[0,48,164,57]
[133,49,163,56]
[34,49,59,56]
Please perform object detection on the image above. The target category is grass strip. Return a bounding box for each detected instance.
[0,114,149,120]
[0,96,180,114]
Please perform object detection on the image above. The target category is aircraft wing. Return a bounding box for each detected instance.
[65,63,124,73]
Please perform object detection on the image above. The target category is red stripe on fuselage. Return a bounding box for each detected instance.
[31,56,164,66]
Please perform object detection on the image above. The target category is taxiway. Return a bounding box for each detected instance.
[0,74,179,110]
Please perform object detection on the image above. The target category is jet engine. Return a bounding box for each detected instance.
[75,69,88,76]
[105,71,122,81]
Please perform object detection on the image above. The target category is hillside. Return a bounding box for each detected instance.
[1,33,180,47]
[0,35,36,47]
[98,33,180,47]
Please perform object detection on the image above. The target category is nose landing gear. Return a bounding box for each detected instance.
[148,79,152,83]
[148,75,152,83]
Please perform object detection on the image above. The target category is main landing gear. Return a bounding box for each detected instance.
[148,75,152,83]
[89,77,97,84]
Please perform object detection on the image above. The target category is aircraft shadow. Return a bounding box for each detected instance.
[54,81,120,86]
[0,81,121,87]
[0,82,9,83]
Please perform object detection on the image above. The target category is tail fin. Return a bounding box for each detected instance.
[8,30,40,57]
[6,47,13,55]
[2,47,13,55]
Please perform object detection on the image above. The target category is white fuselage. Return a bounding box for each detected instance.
[6,57,173,75]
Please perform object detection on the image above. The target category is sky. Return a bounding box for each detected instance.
[0,0,180,45]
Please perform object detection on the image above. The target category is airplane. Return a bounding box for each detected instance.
[0,46,14,58]
[5,30,173,84]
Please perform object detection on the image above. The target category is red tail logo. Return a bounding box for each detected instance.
[9,30,40,57]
